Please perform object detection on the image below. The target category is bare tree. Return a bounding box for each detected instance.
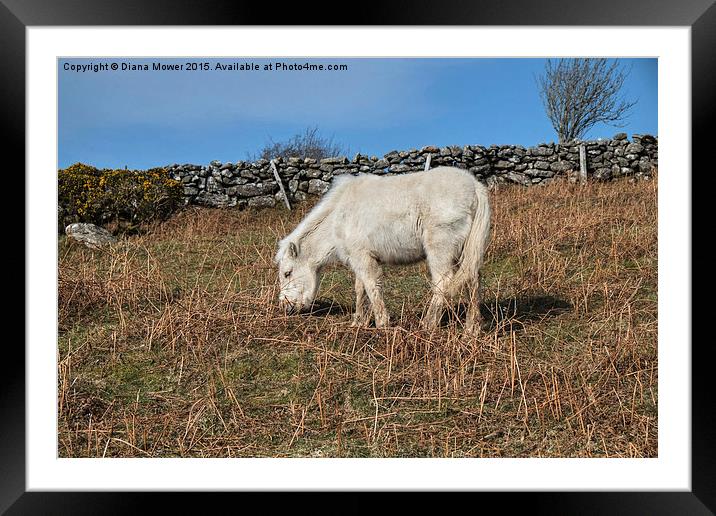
[537,59,638,143]
[250,126,348,161]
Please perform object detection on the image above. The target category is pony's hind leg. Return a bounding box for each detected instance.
[422,244,456,330]
[353,255,390,328]
[350,276,372,327]
[465,273,484,334]
[422,271,454,330]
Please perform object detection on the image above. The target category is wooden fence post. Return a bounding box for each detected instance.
[270,159,291,211]
[578,144,587,184]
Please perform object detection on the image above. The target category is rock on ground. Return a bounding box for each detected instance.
[65,223,117,249]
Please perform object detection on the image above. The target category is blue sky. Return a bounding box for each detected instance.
[58,58,657,170]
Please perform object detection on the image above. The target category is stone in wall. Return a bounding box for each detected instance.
[550,161,574,173]
[196,192,236,208]
[248,196,276,209]
[308,179,331,195]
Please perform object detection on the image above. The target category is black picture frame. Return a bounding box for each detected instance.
[6,0,710,512]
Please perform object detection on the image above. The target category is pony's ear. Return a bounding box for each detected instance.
[289,242,298,258]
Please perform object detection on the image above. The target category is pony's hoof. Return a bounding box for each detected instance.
[374,318,390,329]
[464,323,483,336]
[350,314,370,328]
[419,319,439,332]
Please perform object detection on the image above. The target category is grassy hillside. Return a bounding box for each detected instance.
[58,175,658,458]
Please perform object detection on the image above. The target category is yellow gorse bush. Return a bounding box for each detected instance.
[58,163,183,231]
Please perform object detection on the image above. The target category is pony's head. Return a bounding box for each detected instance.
[274,240,319,314]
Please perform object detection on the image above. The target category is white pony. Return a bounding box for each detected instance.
[275,166,491,332]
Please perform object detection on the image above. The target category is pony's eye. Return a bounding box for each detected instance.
[284,271,292,278]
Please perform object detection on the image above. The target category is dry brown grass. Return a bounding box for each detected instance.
[58,175,658,458]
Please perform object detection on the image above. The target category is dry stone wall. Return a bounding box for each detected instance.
[166,133,657,209]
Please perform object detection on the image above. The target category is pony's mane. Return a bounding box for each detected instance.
[274,174,357,263]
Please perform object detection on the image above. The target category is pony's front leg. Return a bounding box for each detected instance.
[355,256,390,328]
[350,276,371,327]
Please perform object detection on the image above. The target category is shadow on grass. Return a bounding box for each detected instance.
[443,294,572,332]
[299,294,570,334]
[302,298,352,316]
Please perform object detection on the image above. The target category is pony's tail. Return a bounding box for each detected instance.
[448,180,491,297]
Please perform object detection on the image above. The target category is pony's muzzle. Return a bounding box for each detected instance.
[279,298,299,315]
